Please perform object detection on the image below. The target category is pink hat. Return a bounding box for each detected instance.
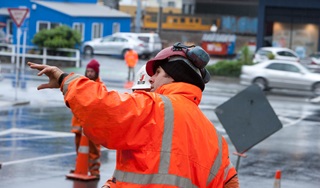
[146,46,187,76]
[146,44,211,90]
[86,59,100,74]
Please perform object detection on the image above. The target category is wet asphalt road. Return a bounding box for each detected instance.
[1,55,320,187]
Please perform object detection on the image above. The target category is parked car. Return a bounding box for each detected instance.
[135,33,162,57]
[113,32,162,58]
[308,52,320,65]
[240,59,320,95]
[82,34,147,58]
[309,95,320,103]
[252,47,299,64]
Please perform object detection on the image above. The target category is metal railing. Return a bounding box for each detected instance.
[0,43,80,68]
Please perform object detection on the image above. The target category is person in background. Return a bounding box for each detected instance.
[27,42,239,187]
[70,59,105,179]
[124,49,139,82]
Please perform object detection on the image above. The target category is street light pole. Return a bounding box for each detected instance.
[157,0,162,35]
[135,0,141,33]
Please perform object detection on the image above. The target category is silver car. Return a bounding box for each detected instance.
[82,34,147,58]
[240,60,320,95]
[253,47,299,64]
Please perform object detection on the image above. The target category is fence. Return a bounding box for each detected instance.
[0,43,81,68]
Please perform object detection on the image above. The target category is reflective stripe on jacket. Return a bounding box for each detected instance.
[71,116,82,133]
[61,73,237,187]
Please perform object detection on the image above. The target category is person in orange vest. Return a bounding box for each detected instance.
[27,42,239,188]
[124,49,139,82]
[70,59,105,179]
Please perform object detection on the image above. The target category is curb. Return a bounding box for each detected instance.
[211,76,240,84]
[0,99,30,107]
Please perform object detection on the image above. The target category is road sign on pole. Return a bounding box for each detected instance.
[8,8,29,28]
[8,8,29,100]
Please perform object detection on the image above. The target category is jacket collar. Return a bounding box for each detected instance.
[155,82,202,105]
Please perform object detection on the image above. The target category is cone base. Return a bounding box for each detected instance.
[66,173,98,181]
[124,81,133,89]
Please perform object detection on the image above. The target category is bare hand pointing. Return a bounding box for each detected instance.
[27,62,64,90]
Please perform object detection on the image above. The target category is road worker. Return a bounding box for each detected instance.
[124,49,139,82]
[70,59,105,179]
[27,42,239,187]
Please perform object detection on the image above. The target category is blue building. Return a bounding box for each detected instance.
[0,0,131,46]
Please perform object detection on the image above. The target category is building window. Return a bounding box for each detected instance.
[38,21,49,31]
[272,22,319,57]
[92,23,103,39]
[6,20,13,35]
[37,21,61,32]
[151,15,157,22]
[162,15,167,23]
[168,1,175,7]
[112,22,120,34]
[51,23,60,29]
[5,19,14,43]
[73,22,85,41]
[184,4,194,15]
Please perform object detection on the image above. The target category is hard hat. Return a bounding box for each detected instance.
[132,65,151,90]
[146,42,211,84]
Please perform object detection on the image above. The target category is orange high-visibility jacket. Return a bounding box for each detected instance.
[71,77,105,134]
[125,50,139,67]
[61,73,237,187]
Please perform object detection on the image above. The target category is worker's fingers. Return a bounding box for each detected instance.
[27,62,45,71]
[37,83,51,90]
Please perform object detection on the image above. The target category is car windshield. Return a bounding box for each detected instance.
[258,50,272,56]
[299,64,312,73]
[138,36,149,43]
[277,51,297,57]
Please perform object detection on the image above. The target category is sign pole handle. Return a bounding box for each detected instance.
[233,152,247,172]
[235,156,239,171]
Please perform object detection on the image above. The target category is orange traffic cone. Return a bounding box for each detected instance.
[273,170,281,188]
[124,81,134,89]
[66,133,98,181]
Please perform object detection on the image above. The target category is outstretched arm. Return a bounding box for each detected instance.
[27,62,65,90]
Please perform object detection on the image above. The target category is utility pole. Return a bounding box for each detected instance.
[135,0,142,33]
[157,0,162,35]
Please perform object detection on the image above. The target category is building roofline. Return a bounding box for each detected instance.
[0,8,9,16]
[32,1,131,18]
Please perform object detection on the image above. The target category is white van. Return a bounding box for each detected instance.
[135,33,162,57]
[114,32,162,58]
